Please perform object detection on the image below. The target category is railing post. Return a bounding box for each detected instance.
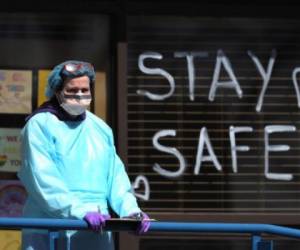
[48,230,60,250]
[252,234,273,250]
[252,234,262,250]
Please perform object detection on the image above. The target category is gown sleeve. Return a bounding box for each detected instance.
[106,133,141,217]
[18,117,97,219]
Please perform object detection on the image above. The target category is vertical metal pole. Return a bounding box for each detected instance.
[252,234,262,250]
[49,231,59,250]
[252,234,273,250]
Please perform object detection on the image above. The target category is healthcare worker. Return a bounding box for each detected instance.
[18,60,150,250]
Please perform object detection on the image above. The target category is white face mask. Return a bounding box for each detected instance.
[56,91,92,116]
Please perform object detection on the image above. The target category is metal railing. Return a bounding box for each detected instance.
[1,218,300,250]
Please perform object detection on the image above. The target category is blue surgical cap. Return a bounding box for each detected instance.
[45,60,96,98]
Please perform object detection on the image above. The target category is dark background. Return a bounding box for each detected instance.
[1,1,300,250]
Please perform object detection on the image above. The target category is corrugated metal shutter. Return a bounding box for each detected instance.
[126,16,300,218]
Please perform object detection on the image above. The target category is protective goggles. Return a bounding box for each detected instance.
[61,62,94,76]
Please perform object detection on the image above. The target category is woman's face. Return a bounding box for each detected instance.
[62,75,91,95]
[56,75,92,116]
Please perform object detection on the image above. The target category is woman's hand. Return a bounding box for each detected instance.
[127,212,151,235]
[84,212,111,232]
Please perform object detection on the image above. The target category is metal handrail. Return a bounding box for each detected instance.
[151,222,300,238]
[0,218,299,237]
[0,218,300,250]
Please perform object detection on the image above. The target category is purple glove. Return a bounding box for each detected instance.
[128,212,151,235]
[83,212,111,232]
[138,212,151,234]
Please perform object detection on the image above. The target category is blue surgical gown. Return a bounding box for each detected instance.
[18,111,141,250]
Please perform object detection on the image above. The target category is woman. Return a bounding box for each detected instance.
[18,60,150,250]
